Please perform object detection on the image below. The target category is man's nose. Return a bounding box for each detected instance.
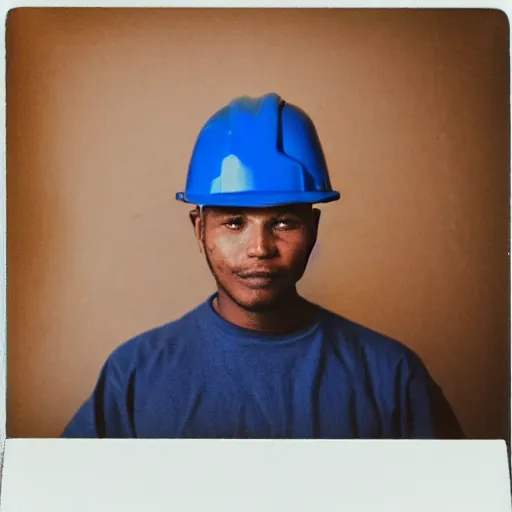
[245,224,277,259]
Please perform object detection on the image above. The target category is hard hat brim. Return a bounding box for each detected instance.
[175,190,340,208]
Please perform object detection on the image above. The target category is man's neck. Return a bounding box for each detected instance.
[213,291,313,335]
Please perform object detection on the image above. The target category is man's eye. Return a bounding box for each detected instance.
[224,218,244,229]
[274,218,299,230]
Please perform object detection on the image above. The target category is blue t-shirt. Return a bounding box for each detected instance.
[61,295,461,439]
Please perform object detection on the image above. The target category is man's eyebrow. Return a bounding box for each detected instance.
[273,210,303,217]
[208,208,245,218]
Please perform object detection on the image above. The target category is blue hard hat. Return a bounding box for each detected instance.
[176,93,341,207]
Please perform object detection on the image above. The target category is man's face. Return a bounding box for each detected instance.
[191,204,320,312]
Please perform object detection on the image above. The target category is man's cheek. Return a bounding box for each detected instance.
[291,252,311,277]
[214,234,242,255]
[207,246,230,277]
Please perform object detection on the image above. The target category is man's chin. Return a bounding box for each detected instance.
[236,289,290,313]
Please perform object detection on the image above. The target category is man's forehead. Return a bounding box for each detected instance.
[205,204,312,217]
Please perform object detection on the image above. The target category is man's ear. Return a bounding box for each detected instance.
[311,207,321,244]
[189,207,204,253]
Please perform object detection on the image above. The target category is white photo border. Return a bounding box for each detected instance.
[0,1,510,505]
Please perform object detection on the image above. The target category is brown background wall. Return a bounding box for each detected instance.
[6,8,510,440]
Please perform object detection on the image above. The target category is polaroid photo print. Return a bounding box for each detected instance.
[0,2,511,511]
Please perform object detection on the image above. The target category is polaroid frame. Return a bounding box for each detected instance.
[0,1,510,510]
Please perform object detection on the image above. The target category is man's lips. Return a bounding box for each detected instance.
[237,271,280,278]
[236,270,281,288]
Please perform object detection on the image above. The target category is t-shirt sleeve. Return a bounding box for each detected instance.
[402,357,465,439]
[60,354,135,438]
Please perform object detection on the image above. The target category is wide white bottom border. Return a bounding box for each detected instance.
[0,438,510,511]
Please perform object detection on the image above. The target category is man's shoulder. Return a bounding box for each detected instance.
[106,300,207,371]
[315,303,422,367]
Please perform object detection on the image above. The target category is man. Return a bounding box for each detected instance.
[62,93,463,439]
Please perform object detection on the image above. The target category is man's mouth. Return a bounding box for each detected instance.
[236,270,281,288]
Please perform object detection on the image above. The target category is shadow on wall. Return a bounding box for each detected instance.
[6,17,70,436]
